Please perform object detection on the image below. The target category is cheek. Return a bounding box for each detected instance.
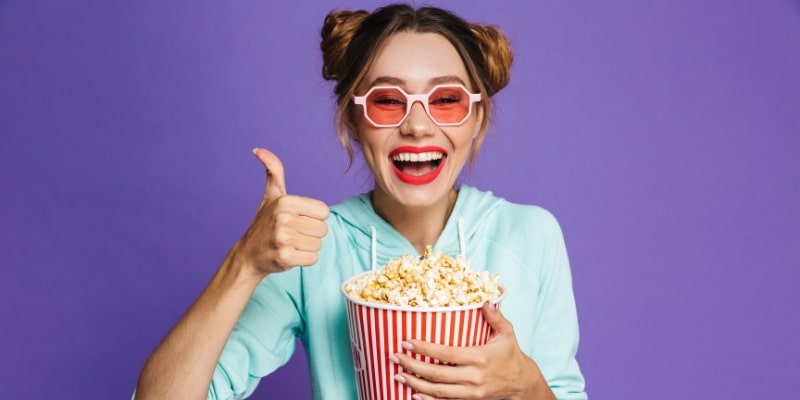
[356,131,387,164]
[454,125,479,152]
[347,107,368,140]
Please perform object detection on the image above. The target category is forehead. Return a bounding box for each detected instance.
[364,32,470,90]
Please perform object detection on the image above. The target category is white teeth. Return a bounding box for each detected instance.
[392,152,444,162]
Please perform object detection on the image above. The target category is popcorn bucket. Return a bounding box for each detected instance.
[342,272,504,400]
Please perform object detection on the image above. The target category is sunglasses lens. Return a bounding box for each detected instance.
[365,88,408,126]
[428,86,472,125]
[362,85,474,126]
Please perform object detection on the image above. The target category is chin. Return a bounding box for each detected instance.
[385,179,454,209]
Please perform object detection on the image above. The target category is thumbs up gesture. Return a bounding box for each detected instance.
[234,148,331,276]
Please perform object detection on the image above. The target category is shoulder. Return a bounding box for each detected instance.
[486,204,565,266]
[462,185,563,239]
[329,192,370,216]
[459,185,559,222]
[495,200,563,237]
[326,193,369,234]
[454,185,564,243]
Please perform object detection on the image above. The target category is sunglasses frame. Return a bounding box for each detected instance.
[353,84,482,128]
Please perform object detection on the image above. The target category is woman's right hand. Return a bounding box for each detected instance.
[233,148,330,277]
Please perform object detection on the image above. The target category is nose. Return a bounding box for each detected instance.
[400,100,435,138]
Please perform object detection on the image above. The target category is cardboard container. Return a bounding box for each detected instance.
[342,272,503,400]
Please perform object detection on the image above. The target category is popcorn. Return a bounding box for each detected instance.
[344,246,501,307]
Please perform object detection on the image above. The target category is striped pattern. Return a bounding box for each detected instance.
[344,298,500,400]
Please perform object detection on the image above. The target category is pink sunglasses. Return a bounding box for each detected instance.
[353,84,482,128]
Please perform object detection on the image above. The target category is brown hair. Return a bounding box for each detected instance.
[320,3,513,167]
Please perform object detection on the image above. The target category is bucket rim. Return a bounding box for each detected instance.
[341,271,505,313]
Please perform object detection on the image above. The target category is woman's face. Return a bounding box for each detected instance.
[355,31,482,210]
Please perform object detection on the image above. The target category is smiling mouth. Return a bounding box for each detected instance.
[392,151,444,175]
[389,147,447,185]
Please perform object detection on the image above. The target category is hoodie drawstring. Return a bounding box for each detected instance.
[370,226,377,271]
[370,218,466,271]
[457,217,466,260]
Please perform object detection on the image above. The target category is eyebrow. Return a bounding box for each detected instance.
[367,75,468,88]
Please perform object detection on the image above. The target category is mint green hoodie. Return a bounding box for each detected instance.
[209,185,586,399]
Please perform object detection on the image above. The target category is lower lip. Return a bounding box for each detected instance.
[391,158,447,185]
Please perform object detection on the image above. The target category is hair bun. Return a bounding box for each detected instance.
[320,10,370,81]
[470,24,513,95]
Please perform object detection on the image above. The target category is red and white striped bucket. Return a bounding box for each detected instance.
[342,272,504,400]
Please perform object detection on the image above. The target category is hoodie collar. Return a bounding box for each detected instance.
[331,185,503,259]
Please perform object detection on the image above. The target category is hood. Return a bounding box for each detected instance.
[330,185,504,265]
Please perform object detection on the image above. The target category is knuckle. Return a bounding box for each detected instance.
[274,211,293,226]
[466,371,485,387]
[440,347,455,362]
[273,229,291,247]
[272,195,290,209]
[472,352,488,368]
[472,387,488,398]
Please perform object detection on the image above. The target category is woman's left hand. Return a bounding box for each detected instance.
[391,302,555,400]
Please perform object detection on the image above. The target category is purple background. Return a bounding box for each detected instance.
[1,0,798,398]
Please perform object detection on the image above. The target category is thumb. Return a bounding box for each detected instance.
[483,301,514,338]
[253,147,287,201]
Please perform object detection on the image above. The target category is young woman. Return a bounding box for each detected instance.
[136,4,586,399]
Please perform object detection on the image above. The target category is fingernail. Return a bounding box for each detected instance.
[389,354,399,364]
[412,395,422,400]
[401,341,413,350]
[252,148,258,155]
[394,374,406,383]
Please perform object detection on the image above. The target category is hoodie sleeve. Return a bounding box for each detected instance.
[527,208,587,399]
[131,261,308,400]
[207,266,306,400]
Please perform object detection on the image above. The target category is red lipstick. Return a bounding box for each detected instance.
[388,146,447,185]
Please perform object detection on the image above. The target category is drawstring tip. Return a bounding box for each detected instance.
[457,217,467,260]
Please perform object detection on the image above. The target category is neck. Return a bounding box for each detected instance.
[372,188,457,256]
